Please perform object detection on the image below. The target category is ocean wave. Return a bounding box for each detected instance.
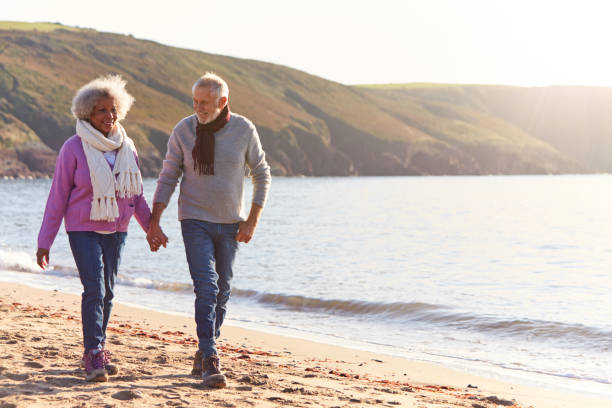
[230,289,612,350]
[0,250,193,293]
[0,249,40,273]
[116,275,192,293]
[2,249,611,350]
[231,288,444,317]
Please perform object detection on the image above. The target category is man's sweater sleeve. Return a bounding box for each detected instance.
[153,127,184,205]
[246,125,271,207]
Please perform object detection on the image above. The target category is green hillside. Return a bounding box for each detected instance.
[360,84,612,172]
[1,22,609,177]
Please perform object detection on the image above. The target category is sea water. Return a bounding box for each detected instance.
[1,176,611,398]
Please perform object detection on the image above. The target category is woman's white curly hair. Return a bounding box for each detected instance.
[71,74,135,121]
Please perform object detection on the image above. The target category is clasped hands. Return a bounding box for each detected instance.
[146,220,256,252]
[146,223,168,252]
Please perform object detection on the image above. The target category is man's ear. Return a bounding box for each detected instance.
[218,96,228,109]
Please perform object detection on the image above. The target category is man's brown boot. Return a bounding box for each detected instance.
[201,354,226,388]
[191,350,203,376]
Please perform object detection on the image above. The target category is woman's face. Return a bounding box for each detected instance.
[89,96,118,136]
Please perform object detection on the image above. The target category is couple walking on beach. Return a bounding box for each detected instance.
[36,73,271,387]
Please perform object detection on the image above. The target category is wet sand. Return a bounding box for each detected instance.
[0,282,608,407]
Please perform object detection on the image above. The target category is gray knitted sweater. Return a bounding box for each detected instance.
[153,113,271,223]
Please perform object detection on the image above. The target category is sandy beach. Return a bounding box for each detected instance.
[0,281,608,408]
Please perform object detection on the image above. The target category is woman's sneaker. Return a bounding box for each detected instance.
[82,350,108,382]
[80,344,118,375]
[101,348,118,375]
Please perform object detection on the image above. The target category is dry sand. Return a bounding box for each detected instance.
[0,282,608,408]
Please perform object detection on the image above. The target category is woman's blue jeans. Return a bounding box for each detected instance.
[181,219,239,358]
[68,231,127,352]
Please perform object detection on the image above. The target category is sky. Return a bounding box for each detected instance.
[3,0,612,87]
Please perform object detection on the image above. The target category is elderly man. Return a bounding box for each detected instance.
[147,72,271,388]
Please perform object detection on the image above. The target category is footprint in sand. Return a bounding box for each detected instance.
[154,354,169,364]
[238,375,268,386]
[114,375,137,381]
[111,390,143,400]
[44,376,78,387]
[267,396,292,404]
[5,373,30,381]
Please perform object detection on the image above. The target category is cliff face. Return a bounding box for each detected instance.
[1,23,609,178]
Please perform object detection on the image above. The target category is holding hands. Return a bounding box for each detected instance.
[147,203,168,252]
[147,223,168,252]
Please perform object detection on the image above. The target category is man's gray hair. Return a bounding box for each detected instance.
[71,74,135,121]
[192,72,229,102]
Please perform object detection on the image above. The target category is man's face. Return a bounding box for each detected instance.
[193,87,223,124]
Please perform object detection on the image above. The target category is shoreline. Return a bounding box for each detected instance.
[0,282,610,407]
[2,268,610,399]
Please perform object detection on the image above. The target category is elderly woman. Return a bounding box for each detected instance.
[36,75,161,382]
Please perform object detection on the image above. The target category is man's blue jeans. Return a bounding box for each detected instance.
[181,219,239,358]
[68,231,127,352]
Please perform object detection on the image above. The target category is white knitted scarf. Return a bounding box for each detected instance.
[76,119,143,222]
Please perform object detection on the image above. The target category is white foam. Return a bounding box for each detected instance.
[0,249,40,273]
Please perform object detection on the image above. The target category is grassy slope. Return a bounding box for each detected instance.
[1,22,607,176]
[361,84,612,172]
[0,21,86,32]
[0,25,431,176]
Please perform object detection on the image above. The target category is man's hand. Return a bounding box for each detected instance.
[147,224,168,252]
[36,248,49,269]
[235,221,256,243]
[236,203,264,244]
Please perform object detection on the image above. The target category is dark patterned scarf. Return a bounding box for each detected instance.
[192,104,231,175]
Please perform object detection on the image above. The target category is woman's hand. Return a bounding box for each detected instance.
[36,248,49,269]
